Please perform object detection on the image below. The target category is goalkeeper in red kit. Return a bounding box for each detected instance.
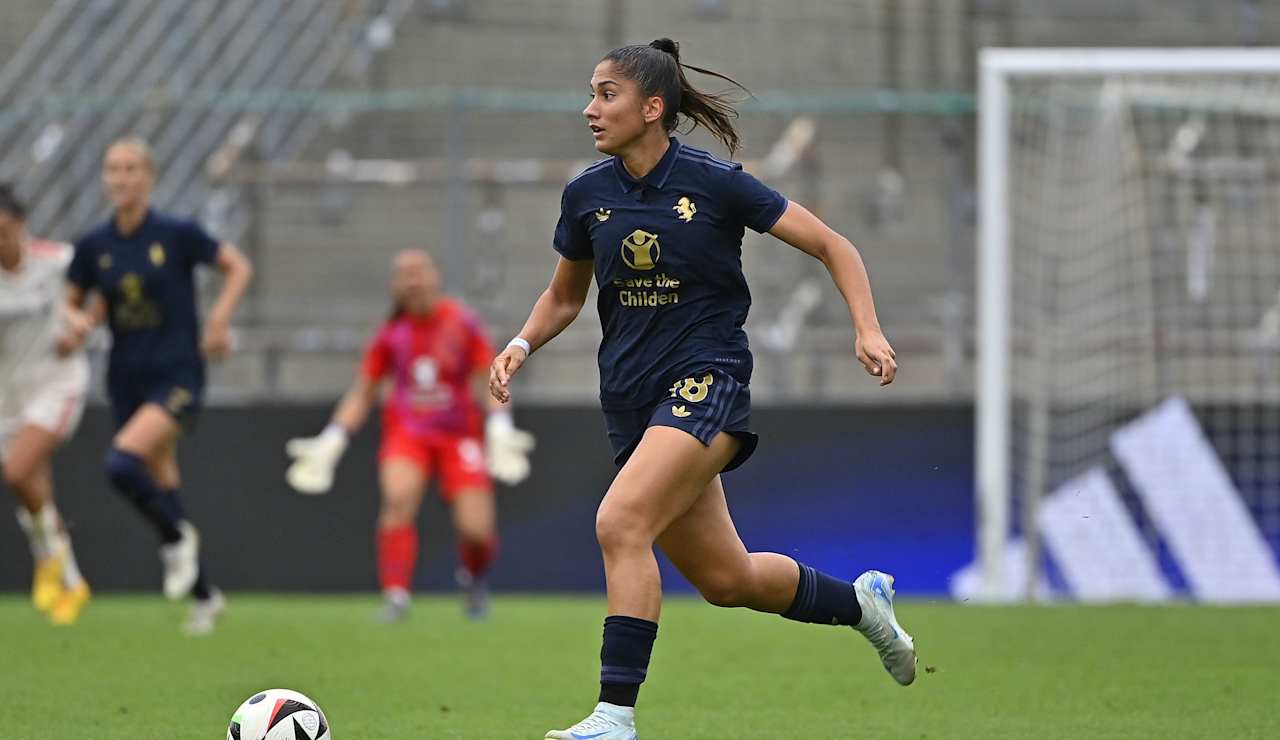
[286,249,534,621]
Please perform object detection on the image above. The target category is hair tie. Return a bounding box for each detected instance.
[649,38,679,59]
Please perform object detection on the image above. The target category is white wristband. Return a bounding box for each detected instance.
[506,337,531,355]
[321,423,349,444]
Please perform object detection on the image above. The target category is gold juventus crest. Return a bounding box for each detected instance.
[621,229,660,271]
[149,242,165,266]
[673,196,697,222]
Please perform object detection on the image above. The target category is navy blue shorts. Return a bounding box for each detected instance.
[108,367,204,429]
[604,367,758,473]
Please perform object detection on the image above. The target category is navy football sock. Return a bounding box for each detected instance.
[155,486,188,529]
[782,561,863,627]
[598,615,658,707]
[191,566,212,600]
[161,486,211,600]
[104,449,182,544]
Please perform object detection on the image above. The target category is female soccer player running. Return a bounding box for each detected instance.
[0,184,92,625]
[63,138,253,635]
[490,40,916,738]
[285,249,534,622]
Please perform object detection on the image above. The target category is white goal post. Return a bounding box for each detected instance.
[977,49,1280,601]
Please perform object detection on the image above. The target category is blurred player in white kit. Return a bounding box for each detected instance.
[0,183,93,625]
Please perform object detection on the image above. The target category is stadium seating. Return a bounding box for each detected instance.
[2,0,1277,401]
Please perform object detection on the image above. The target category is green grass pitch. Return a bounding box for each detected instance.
[1,594,1276,739]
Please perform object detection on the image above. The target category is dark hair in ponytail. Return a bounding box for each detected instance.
[603,38,748,156]
[0,183,25,219]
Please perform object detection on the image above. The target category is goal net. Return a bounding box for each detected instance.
[976,49,1280,602]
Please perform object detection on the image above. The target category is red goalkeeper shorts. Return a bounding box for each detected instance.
[379,428,492,501]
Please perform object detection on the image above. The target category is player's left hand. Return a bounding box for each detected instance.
[202,317,232,360]
[56,305,94,357]
[856,329,897,386]
[485,411,535,485]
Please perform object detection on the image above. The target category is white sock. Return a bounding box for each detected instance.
[15,505,57,561]
[384,587,410,607]
[55,533,84,588]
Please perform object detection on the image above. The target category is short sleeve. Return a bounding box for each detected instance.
[181,219,221,267]
[51,242,74,271]
[724,168,788,233]
[360,325,392,382]
[66,238,97,291]
[552,189,593,261]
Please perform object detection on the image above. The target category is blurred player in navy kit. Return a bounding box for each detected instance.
[64,138,253,635]
[488,40,916,739]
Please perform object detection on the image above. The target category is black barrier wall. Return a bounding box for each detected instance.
[0,405,975,594]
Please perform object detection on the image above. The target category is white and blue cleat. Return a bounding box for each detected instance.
[853,570,917,686]
[545,701,638,740]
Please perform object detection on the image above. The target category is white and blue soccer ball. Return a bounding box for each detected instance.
[228,689,331,740]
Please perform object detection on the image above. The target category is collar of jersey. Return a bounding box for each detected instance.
[111,208,156,240]
[612,137,682,193]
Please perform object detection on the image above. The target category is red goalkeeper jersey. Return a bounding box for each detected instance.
[361,298,494,440]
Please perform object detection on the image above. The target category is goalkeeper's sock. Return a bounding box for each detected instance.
[598,615,658,707]
[378,524,418,593]
[459,534,498,579]
[780,561,863,627]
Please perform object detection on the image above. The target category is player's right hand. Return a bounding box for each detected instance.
[489,345,528,404]
[285,427,348,495]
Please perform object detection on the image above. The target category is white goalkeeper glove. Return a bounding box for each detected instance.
[285,424,349,495]
[485,411,535,486]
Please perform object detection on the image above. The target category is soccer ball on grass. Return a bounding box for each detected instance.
[227,689,331,740]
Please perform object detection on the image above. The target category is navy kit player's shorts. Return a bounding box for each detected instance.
[605,367,758,473]
[108,367,204,429]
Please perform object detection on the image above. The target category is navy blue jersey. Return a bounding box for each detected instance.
[554,138,787,410]
[67,209,220,378]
